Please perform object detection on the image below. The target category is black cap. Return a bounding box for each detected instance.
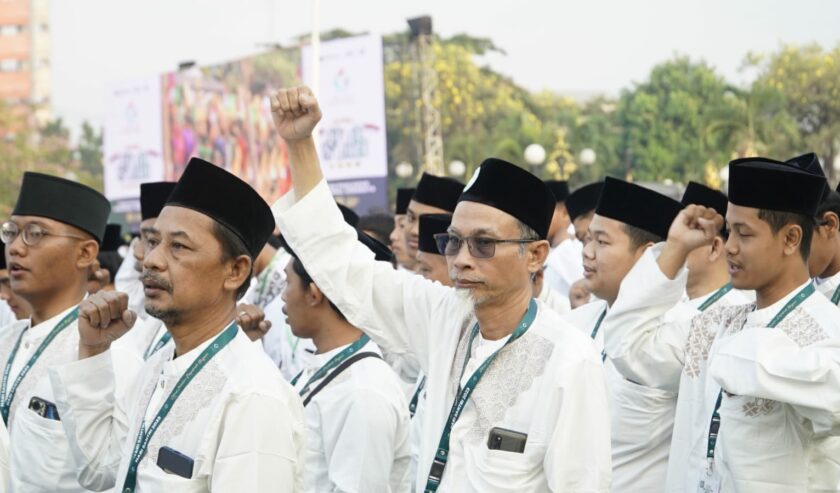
[458,158,555,239]
[13,172,111,243]
[165,158,275,258]
[596,177,683,239]
[396,188,415,215]
[728,157,827,217]
[565,182,604,222]
[784,152,830,202]
[418,214,452,255]
[337,203,360,228]
[412,173,463,212]
[681,182,728,218]
[545,180,570,202]
[101,224,123,252]
[140,182,177,221]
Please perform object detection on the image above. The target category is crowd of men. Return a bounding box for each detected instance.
[0,84,837,493]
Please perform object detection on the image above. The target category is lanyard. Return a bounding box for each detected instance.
[143,331,172,361]
[424,299,537,492]
[409,375,427,417]
[697,283,733,312]
[831,284,840,306]
[0,307,79,424]
[590,309,608,362]
[121,322,238,493]
[291,334,370,398]
[705,283,815,463]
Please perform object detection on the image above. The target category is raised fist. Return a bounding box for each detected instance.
[236,303,272,342]
[666,204,724,254]
[270,86,322,141]
[78,291,137,358]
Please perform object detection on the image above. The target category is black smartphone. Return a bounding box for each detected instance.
[157,446,194,479]
[487,427,528,453]
[28,396,60,421]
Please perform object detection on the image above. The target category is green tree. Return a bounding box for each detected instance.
[746,44,840,179]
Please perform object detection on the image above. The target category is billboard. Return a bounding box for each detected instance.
[103,76,165,201]
[302,34,389,213]
[104,34,389,215]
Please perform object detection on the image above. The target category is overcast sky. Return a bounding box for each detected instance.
[51,0,840,133]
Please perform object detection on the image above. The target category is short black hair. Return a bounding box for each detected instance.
[757,209,814,260]
[290,255,346,321]
[622,224,663,250]
[357,214,394,246]
[212,221,253,300]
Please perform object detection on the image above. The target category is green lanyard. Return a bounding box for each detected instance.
[591,309,608,362]
[0,307,79,424]
[291,334,370,398]
[121,322,238,493]
[698,283,733,312]
[705,283,815,463]
[831,284,840,305]
[424,298,537,492]
[143,331,172,361]
[409,375,427,417]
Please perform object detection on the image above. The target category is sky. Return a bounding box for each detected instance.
[51,0,840,134]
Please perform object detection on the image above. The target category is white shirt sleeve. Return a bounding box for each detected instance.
[114,245,147,318]
[210,391,305,492]
[48,349,131,491]
[601,245,690,392]
[709,328,840,435]
[322,388,406,492]
[273,180,454,375]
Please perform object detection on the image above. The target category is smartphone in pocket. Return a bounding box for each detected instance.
[157,446,194,479]
[487,427,528,453]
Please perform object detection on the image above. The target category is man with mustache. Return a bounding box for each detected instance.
[0,172,138,492]
[605,157,840,492]
[271,86,610,492]
[48,158,306,492]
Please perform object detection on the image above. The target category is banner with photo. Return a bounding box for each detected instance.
[103,76,165,201]
[302,34,389,213]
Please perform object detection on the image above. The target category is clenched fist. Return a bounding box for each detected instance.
[270,86,322,141]
[78,291,137,358]
[666,204,724,254]
[236,303,272,342]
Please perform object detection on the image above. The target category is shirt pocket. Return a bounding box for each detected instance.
[11,406,69,491]
[466,439,547,492]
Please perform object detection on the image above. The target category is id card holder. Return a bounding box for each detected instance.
[697,459,721,493]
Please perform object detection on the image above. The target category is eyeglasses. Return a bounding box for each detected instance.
[0,221,87,247]
[433,233,536,259]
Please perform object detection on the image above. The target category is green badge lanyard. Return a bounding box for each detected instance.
[143,331,172,361]
[0,307,79,424]
[424,299,537,492]
[697,283,733,312]
[590,309,607,362]
[831,284,840,306]
[409,375,427,417]
[290,334,370,398]
[121,321,238,493]
[704,283,814,466]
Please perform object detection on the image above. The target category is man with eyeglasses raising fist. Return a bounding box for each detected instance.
[0,173,139,492]
[271,86,610,493]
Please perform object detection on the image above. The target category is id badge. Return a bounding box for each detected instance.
[697,460,722,493]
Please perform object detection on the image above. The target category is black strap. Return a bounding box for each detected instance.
[302,351,382,407]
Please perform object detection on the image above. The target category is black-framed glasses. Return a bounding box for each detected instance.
[433,233,536,259]
[0,221,87,247]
